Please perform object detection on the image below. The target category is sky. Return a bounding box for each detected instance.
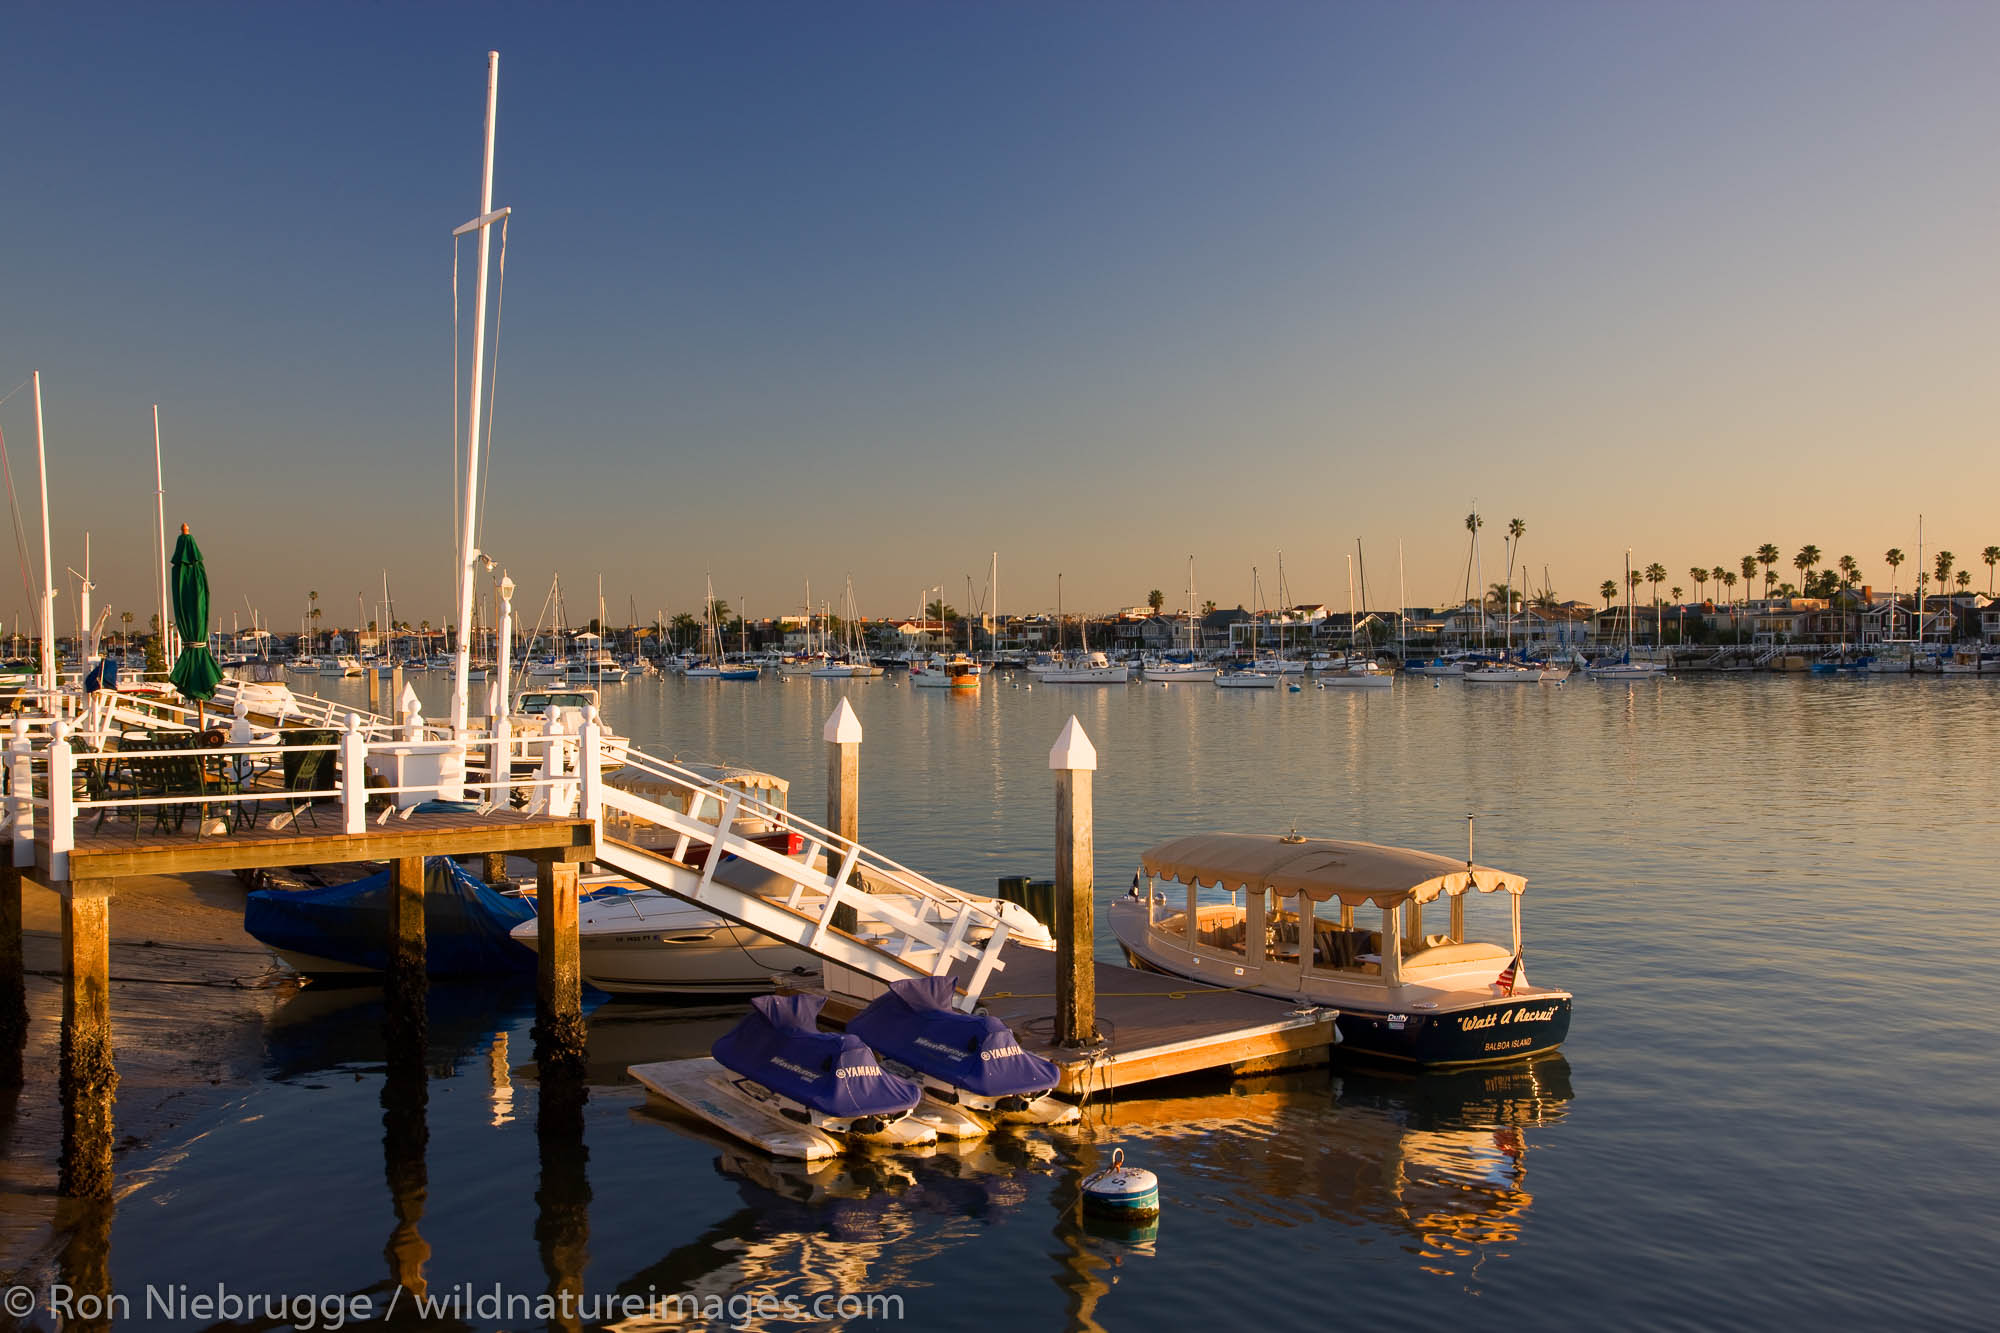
[2,1,1996,637]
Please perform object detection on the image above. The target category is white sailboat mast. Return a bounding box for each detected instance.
[33,373,57,693]
[153,404,174,667]
[450,50,505,737]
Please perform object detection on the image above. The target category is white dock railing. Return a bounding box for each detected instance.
[5,693,1025,1007]
[582,721,1022,1006]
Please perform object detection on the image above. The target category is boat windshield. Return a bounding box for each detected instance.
[518,692,594,715]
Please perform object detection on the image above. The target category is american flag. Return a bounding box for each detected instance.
[1495,953,1521,995]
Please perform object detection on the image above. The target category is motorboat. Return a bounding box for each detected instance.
[628,994,932,1157]
[515,882,823,994]
[246,857,640,978]
[1109,831,1571,1067]
[1587,654,1666,681]
[1041,651,1129,684]
[319,655,364,677]
[1405,656,1470,677]
[910,653,980,689]
[1214,664,1279,688]
[1318,659,1394,688]
[685,660,760,680]
[847,976,1076,1133]
[1464,661,1542,683]
[1142,656,1215,683]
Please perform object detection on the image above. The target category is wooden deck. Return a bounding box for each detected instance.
[47,807,594,879]
[821,946,1336,1097]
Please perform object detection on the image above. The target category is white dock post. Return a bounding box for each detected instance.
[47,721,73,881]
[824,698,862,845]
[578,704,602,852]
[10,718,34,869]
[341,711,367,835]
[1050,715,1099,1048]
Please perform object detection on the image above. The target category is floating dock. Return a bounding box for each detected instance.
[817,946,1337,1098]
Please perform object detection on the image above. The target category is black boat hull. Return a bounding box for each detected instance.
[1334,995,1571,1067]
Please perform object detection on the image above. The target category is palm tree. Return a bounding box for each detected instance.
[1793,545,1820,597]
[1956,570,1971,593]
[1599,579,1618,610]
[1200,600,1217,617]
[1486,582,1520,613]
[670,611,699,651]
[1147,589,1165,614]
[925,598,958,623]
[707,596,731,625]
[120,609,133,648]
[1837,554,1859,588]
[1983,546,2000,594]
[1690,567,1707,603]
[1644,563,1667,643]
[307,589,319,652]
[1934,551,1954,602]
[1756,544,1780,596]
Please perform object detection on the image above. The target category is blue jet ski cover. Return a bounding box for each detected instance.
[711,993,920,1119]
[848,976,1060,1099]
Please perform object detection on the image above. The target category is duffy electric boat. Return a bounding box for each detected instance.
[1109,832,1571,1067]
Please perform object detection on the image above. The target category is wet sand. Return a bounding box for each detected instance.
[0,871,295,1285]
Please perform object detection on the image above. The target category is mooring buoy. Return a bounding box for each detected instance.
[1081,1147,1159,1218]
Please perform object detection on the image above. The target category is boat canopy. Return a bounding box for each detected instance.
[607,763,788,800]
[1139,832,1524,909]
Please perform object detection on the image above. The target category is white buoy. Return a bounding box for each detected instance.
[1081,1147,1159,1218]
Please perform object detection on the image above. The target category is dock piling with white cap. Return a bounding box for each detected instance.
[1051,716,1099,1048]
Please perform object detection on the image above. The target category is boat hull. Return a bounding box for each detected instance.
[1332,995,1571,1066]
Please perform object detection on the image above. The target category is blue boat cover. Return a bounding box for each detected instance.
[246,858,538,976]
[711,993,920,1119]
[848,976,1059,1100]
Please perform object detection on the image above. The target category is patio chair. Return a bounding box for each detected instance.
[273,728,338,830]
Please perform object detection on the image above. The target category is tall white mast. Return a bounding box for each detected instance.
[154,405,174,666]
[1397,540,1407,661]
[32,373,57,694]
[450,50,506,737]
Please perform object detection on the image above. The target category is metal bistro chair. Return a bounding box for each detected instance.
[273,729,338,831]
[81,734,136,834]
[131,734,206,838]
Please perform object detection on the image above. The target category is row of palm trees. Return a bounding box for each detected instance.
[1596,544,2000,622]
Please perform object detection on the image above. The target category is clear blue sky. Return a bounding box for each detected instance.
[3,2,1996,636]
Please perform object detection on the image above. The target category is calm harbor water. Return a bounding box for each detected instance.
[10,669,1999,1329]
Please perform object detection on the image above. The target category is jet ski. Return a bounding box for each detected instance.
[847,977,1079,1134]
[705,994,931,1147]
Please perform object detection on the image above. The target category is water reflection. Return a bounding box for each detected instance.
[1103,1057,1570,1273]
[609,1108,1040,1331]
[536,1061,592,1333]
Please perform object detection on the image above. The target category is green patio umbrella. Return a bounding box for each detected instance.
[169,524,224,705]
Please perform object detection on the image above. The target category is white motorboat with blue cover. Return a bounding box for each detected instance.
[847,976,1077,1133]
[630,994,935,1158]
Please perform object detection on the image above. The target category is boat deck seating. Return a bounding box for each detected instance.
[1311,924,1381,969]
[1400,940,1511,972]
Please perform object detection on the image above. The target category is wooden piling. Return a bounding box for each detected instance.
[386,856,428,1058]
[823,698,862,844]
[0,862,23,1086]
[58,877,117,1201]
[368,665,381,710]
[1050,717,1099,1049]
[533,855,586,1074]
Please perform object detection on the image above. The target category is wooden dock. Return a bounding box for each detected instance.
[820,946,1336,1098]
[51,807,593,879]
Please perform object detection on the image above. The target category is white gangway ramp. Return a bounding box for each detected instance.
[577,718,1022,1011]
